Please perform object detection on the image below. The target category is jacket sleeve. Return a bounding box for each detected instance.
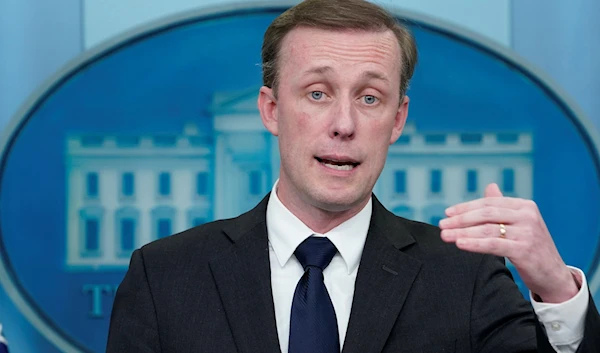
[106,249,161,353]
[574,294,600,352]
[470,255,600,353]
[470,255,539,352]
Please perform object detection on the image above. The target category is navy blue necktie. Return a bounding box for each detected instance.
[289,236,340,353]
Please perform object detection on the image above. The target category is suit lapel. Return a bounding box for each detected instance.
[209,195,282,353]
[342,197,423,353]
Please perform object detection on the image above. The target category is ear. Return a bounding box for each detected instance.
[258,86,279,136]
[389,95,409,145]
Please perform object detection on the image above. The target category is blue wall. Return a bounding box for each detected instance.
[0,0,82,132]
[512,0,600,132]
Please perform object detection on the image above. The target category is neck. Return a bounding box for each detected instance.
[275,184,370,234]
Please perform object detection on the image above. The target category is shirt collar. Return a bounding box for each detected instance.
[266,179,372,274]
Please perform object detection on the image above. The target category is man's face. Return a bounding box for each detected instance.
[259,27,409,216]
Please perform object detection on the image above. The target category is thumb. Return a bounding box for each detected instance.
[484,183,503,198]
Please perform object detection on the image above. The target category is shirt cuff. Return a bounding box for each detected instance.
[529,266,589,346]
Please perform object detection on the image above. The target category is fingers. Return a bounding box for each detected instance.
[453,237,519,257]
[440,223,514,242]
[440,185,548,265]
[484,183,503,198]
[445,197,525,217]
[439,207,520,229]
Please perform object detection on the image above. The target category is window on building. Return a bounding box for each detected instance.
[188,207,210,229]
[85,219,99,252]
[460,133,483,144]
[154,135,177,147]
[396,135,411,145]
[249,171,262,195]
[193,218,206,227]
[393,205,413,219]
[196,172,209,196]
[189,136,210,147]
[115,207,139,257]
[422,204,447,227]
[86,173,98,198]
[467,170,478,193]
[152,206,175,240]
[120,218,135,251]
[497,133,519,144]
[394,170,406,194]
[116,136,140,147]
[81,136,103,147]
[430,169,442,193]
[79,206,104,258]
[503,168,515,193]
[122,172,134,197]
[159,172,171,196]
[424,134,446,144]
[430,216,444,226]
[158,219,171,238]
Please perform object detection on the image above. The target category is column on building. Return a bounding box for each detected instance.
[212,89,273,220]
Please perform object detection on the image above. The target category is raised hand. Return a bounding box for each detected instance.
[439,183,579,303]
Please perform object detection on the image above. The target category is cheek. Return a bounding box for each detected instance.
[278,109,315,154]
[368,119,394,143]
[281,108,315,137]
[296,111,312,130]
[365,123,394,161]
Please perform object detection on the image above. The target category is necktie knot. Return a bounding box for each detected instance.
[294,236,337,271]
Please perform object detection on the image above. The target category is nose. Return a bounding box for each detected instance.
[328,99,356,140]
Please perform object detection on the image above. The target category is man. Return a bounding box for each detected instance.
[106,0,600,352]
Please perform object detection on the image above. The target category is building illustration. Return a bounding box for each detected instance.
[65,89,533,269]
[375,123,533,225]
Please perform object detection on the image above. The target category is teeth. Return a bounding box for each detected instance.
[323,163,354,171]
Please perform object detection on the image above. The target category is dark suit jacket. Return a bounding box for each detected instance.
[106,194,600,352]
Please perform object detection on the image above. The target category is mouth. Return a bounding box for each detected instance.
[315,156,360,171]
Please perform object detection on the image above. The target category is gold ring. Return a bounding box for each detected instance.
[499,223,507,238]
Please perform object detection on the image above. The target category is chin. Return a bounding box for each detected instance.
[310,188,369,213]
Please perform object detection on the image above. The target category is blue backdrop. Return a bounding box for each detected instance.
[0,6,598,353]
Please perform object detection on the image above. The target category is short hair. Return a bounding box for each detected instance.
[261,0,418,98]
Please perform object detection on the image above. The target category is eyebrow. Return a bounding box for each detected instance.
[359,71,390,84]
[301,66,390,85]
[301,66,334,76]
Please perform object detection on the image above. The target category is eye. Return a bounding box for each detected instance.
[310,91,324,100]
[363,95,378,105]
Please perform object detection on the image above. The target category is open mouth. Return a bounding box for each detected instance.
[315,157,360,171]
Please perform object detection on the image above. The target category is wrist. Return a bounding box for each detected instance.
[534,269,581,303]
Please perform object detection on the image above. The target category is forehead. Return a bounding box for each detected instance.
[278,27,401,80]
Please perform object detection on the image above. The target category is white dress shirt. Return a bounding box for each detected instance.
[530,267,588,352]
[266,182,588,353]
